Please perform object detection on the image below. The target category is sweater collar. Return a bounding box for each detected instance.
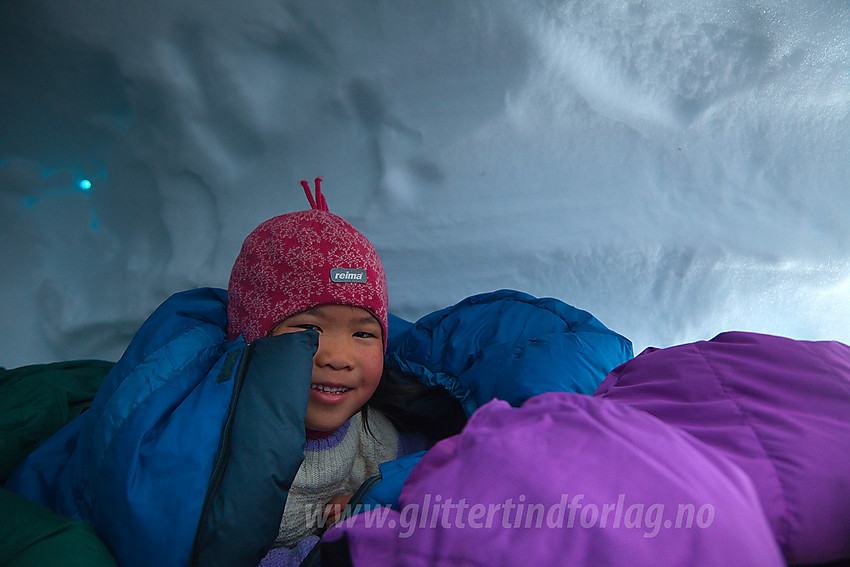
[304,416,354,452]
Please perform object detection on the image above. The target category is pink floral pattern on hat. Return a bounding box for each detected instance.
[227,198,388,348]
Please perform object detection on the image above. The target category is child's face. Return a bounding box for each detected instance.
[271,304,384,431]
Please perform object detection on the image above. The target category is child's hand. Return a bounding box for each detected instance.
[322,493,353,527]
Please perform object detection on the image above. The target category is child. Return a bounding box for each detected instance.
[227,178,416,561]
[5,177,467,567]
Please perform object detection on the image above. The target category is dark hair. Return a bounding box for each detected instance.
[363,365,467,442]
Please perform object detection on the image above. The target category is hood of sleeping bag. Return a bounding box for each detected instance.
[6,288,318,567]
[385,289,634,415]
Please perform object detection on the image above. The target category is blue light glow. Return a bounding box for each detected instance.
[79,179,92,191]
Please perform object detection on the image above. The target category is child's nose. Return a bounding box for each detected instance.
[314,335,353,370]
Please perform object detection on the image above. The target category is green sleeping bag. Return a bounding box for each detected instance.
[1,360,117,566]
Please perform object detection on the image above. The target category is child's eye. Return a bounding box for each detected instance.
[297,324,321,332]
[353,331,377,339]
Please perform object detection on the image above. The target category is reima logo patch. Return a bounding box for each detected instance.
[330,268,368,283]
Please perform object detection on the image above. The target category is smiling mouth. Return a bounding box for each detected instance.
[311,384,352,394]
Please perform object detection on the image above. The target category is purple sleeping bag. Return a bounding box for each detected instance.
[595,331,850,564]
[324,392,783,566]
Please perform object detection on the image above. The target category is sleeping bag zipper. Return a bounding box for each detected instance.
[189,341,255,566]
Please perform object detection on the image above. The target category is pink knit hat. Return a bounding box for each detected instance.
[226,178,388,348]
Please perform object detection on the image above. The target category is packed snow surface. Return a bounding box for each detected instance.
[2,1,849,367]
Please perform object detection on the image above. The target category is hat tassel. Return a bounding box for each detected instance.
[301,177,329,212]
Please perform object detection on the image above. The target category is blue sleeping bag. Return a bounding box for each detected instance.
[6,288,632,566]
